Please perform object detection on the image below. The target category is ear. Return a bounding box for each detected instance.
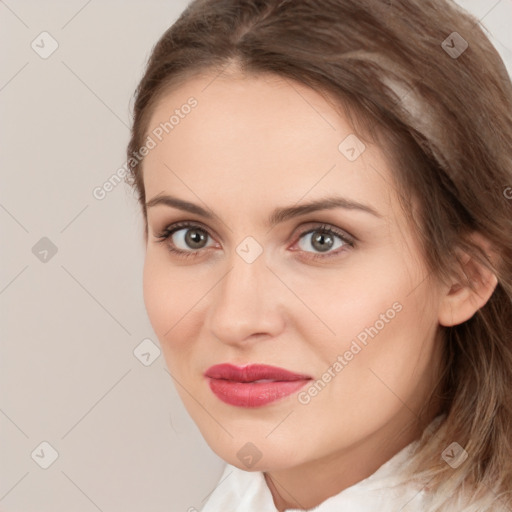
[438,232,499,327]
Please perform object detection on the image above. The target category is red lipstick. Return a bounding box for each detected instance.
[204,364,313,407]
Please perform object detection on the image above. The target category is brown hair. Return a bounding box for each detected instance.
[126,0,512,509]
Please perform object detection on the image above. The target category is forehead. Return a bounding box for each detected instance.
[142,72,398,219]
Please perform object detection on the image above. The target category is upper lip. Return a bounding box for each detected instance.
[204,363,313,382]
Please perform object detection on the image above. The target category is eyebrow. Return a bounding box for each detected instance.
[145,193,382,227]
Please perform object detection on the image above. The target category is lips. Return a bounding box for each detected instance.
[204,364,313,407]
[205,363,312,382]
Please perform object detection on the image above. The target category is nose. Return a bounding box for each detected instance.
[206,248,286,347]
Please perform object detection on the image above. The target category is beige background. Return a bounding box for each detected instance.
[1,1,511,511]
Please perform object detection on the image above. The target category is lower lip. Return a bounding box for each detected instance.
[206,378,311,407]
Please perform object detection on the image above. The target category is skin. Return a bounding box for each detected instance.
[140,68,498,511]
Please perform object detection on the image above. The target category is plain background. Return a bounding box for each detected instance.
[1,1,511,511]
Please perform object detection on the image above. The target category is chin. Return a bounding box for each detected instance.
[209,438,304,473]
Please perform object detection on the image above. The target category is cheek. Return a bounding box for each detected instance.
[142,253,208,352]
[142,254,190,345]
[299,299,438,440]
[322,285,438,411]
[143,258,189,379]
[307,246,436,381]
[142,256,169,335]
[291,253,412,350]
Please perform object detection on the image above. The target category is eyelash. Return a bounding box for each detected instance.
[154,221,355,261]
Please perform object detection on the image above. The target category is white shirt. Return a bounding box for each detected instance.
[200,439,433,512]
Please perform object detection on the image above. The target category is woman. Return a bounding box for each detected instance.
[125,0,512,510]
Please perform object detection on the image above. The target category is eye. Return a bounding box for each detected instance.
[154,221,355,261]
[292,223,354,260]
[154,221,217,259]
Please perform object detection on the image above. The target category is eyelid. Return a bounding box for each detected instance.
[154,219,221,243]
[290,221,356,244]
[153,218,355,241]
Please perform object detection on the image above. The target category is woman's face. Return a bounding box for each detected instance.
[142,71,445,472]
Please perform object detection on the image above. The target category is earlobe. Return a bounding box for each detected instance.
[438,233,499,327]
